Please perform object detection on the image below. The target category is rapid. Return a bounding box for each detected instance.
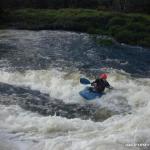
[0,30,150,150]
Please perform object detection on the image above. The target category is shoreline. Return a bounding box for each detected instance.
[0,9,150,48]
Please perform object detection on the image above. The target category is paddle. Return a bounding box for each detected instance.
[80,78,91,85]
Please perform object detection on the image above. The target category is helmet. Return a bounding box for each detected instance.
[99,73,108,79]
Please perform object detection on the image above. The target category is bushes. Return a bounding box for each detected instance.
[114,30,133,44]
[139,37,150,47]
[96,38,114,46]
[114,30,148,45]
[108,25,122,36]
[108,16,127,26]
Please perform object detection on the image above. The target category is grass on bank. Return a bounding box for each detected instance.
[1,9,150,47]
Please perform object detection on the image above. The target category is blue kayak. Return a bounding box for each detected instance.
[79,87,104,100]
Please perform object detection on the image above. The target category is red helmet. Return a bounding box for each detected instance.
[99,74,108,79]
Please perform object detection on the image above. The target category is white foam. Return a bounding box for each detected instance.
[0,104,149,150]
[0,68,150,150]
[0,69,84,103]
[0,68,150,110]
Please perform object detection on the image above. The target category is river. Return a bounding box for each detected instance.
[0,30,150,150]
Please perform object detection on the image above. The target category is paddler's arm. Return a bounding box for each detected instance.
[91,79,98,86]
[105,81,114,89]
[108,86,114,89]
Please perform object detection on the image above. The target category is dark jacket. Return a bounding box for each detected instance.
[91,78,110,92]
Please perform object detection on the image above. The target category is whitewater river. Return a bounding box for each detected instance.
[0,30,150,150]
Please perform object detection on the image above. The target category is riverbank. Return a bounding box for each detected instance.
[1,9,150,47]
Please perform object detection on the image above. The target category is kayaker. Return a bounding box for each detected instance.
[91,74,113,92]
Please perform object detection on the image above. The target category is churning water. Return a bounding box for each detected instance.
[0,30,150,150]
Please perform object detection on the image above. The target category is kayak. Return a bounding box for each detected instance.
[79,87,104,100]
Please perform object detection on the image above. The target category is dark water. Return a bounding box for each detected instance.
[0,30,150,77]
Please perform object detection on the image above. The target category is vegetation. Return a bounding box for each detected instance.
[1,9,150,47]
[0,0,150,14]
[96,38,114,46]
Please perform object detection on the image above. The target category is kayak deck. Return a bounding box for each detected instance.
[79,87,103,100]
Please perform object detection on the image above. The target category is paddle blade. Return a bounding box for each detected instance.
[80,78,91,85]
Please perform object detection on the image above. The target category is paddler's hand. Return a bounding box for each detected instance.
[109,86,114,90]
[91,82,94,86]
